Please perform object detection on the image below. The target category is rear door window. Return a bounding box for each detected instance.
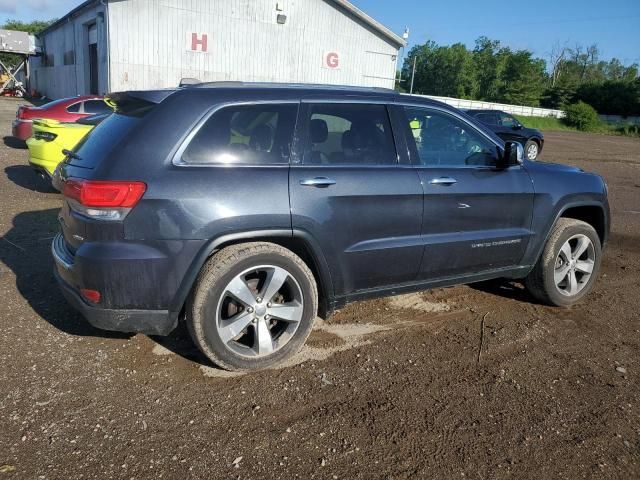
[476,113,499,125]
[302,103,397,166]
[181,104,298,165]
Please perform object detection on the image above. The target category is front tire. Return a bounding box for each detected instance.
[524,140,540,160]
[525,218,602,307]
[187,242,318,371]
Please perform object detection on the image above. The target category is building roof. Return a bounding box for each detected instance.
[330,0,406,47]
[38,0,406,47]
[38,0,100,37]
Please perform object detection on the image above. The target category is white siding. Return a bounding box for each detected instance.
[30,3,109,98]
[107,0,400,92]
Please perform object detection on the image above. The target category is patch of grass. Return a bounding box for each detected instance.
[515,115,574,131]
[516,115,640,137]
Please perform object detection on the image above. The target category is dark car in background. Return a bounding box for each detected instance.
[466,109,544,160]
[52,83,609,372]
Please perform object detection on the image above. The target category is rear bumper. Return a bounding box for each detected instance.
[12,119,32,140]
[52,234,177,335]
[29,161,53,181]
[26,139,63,175]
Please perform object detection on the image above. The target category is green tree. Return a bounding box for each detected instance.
[496,50,546,106]
[564,101,600,130]
[472,36,508,101]
[403,41,477,98]
[403,37,639,115]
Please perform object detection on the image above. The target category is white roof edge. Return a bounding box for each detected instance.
[330,0,407,48]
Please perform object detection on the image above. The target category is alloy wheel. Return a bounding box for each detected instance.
[553,234,595,297]
[215,265,304,358]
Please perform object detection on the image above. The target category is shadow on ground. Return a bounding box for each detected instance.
[470,278,540,304]
[0,208,131,339]
[4,136,27,149]
[5,165,58,193]
[150,322,214,367]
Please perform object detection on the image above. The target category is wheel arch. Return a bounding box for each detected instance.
[560,204,607,246]
[169,230,334,323]
[525,201,609,270]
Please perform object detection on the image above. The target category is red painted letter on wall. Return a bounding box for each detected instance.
[187,32,208,53]
[323,51,340,69]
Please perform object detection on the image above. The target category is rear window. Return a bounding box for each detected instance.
[181,103,297,165]
[84,99,112,114]
[67,107,151,169]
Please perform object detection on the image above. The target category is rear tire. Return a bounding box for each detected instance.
[187,242,318,371]
[525,218,601,307]
[524,139,540,160]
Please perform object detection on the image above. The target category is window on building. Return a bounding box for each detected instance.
[43,53,54,67]
[404,107,498,167]
[84,100,112,114]
[63,50,75,66]
[303,104,397,166]
[181,104,298,165]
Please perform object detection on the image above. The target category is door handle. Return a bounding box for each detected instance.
[429,176,457,186]
[300,177,336,187]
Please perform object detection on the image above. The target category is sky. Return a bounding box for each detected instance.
[0,0,638,65]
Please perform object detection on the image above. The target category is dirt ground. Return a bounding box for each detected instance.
[1,96,639,480]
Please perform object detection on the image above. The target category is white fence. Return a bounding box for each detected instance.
[408,94,566,118]
[407,93,640,125]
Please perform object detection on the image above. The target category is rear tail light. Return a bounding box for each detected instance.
[80,288,101,304]
[34,131,57,142]
[63,178,146,220]
[17,106,29,119]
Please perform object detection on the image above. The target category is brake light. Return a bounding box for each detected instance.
[17,106,30,119]
[64,179,146,208]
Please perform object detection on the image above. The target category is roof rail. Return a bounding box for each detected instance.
[189,81,397,94]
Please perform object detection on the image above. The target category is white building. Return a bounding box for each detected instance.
[29,0,406,99]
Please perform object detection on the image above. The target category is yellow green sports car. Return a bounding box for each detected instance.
[26,113,108,179]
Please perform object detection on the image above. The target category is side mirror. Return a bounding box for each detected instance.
[500,141,524,167]
[512,123,523,130]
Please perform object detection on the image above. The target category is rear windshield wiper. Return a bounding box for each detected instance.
[63,149,81,160]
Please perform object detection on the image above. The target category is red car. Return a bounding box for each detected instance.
[12,95,112,141]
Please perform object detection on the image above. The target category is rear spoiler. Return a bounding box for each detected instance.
[105,90,177,112]
[76,112,111,126]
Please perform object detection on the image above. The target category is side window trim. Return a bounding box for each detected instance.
[172,100,300,168]
[296,101,400,168]
[397,103,503,169]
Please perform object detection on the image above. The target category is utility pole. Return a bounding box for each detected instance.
[410,55,417,94]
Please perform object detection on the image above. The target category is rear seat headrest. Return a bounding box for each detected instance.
[310,119,328,143]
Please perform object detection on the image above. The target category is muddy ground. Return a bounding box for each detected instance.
[1,97,639,479]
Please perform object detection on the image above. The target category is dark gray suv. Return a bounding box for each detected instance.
[52,83,610,371]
